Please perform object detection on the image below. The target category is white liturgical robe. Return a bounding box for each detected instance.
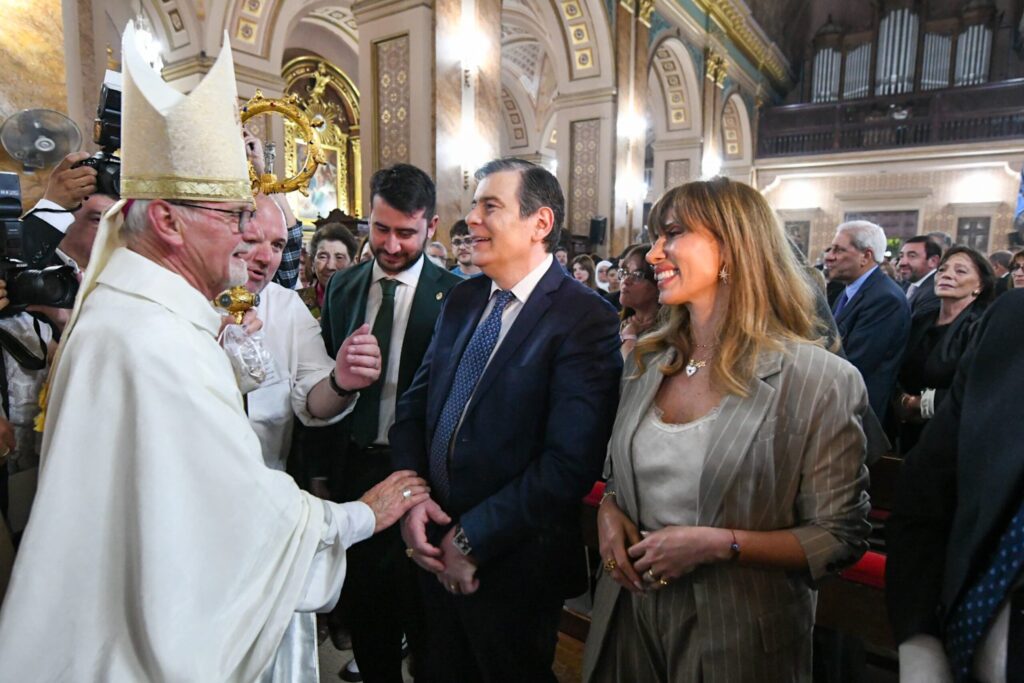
[0,248,374,682]
[247,281,344,471]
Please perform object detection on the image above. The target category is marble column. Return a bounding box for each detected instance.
[609,0,649,257]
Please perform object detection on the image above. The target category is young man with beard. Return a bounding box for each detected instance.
[317,163,462,683]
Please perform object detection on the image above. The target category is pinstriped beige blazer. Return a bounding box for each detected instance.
[583,341,873,683]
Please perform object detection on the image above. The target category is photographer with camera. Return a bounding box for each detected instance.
[0,151,108,580]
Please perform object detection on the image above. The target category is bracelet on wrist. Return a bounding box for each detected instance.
[728,529,741,561]
[328,369,356,398]
[599,490,617,505]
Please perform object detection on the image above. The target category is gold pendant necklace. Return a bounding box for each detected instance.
[685,359,707,377]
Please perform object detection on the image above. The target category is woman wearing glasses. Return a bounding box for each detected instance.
[583,178,872,683]
[617,244,660,359]
[1010,249,1024,289]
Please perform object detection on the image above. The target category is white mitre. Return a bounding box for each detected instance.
[120,23,251,202]
[38,24,251,432]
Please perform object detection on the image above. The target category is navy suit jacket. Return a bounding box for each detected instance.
[391,259,622,597]
[834,267,911,422]
[908,270,940,320]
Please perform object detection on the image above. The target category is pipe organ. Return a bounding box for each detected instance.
[843,43,872,100]
[812,48,841,103]
[954,23,992,86]
[809,1,995,103]
[921,33,952,91]
[875,8,919,95]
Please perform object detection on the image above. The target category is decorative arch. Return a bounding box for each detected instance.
[504,0,614,95]
[502,3,571,96]
[647,36,701,138]
[144,0,199,55]
[499,75,538,152]
[720,90,753,168]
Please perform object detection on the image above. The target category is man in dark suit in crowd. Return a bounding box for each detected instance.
[16,152,114,272]
[824,220,910,423]
[988,249,1013,298]
[392,158,622,682]
[886,290,1024,682]
[315,163,462,683]
[898,235,941,319]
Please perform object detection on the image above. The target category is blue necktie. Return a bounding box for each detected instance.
[945,498,1024,681]
[833,291,850,317]
[429,290,515,501]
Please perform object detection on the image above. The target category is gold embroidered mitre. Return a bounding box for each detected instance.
[120,23,251,202]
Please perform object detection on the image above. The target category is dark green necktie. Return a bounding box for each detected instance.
[352,278,397,447]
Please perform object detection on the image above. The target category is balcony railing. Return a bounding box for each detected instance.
[757,79,1024,158]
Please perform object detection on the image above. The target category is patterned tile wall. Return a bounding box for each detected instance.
[375,35,411,168]
[569,119,601,234]
[665,159,691,188]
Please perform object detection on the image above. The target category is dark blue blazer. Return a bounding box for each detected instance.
[834,266,911,422]
[390,259,622,596]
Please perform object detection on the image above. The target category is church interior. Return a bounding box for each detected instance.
[3,0,1021,259]
[2,0,1023,681]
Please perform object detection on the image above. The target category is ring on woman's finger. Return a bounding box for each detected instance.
[644,569,659,583]
[402,488,412,500]
[658,577,670,587]
[603,558,617,573]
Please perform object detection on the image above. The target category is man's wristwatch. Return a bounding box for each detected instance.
[452,525,473,556]
[328,369,357,398]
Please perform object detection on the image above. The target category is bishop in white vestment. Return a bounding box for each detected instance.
[0,25,427,682]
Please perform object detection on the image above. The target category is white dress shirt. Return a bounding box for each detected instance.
[453,254,553,433]
[363,254,424,444]
[906,269,936,301]
[481,254,553,367]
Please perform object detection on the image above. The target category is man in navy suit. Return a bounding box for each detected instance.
[391,158,622,682]
[897,235,941,319]
[825,220,910,423]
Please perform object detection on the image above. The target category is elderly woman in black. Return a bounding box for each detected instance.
[893,245,994,454]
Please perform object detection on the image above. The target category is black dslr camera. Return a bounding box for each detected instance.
[0,173,79,315]
[72,71,122,197]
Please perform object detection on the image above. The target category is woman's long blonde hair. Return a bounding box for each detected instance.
[634,177,821,396]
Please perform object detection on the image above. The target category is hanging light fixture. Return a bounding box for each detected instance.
[133,3,164,72]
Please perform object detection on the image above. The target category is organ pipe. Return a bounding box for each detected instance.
[955,24,992,86]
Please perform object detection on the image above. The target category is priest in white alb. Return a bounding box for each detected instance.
[0,24,429,682]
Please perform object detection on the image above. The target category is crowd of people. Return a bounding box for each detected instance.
[0,23,1020,683]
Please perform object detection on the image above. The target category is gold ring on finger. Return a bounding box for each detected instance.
[603,558,617,573]
[405,547,415,558]
[644,569,658,582]
[658,578,669,587]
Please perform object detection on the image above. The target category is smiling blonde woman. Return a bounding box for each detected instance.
[583,177,873,683]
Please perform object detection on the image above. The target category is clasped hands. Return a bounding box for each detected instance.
[597,496,733,593]
[401,498,479,596]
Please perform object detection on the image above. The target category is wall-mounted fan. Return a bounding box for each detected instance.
[0,109,82,171]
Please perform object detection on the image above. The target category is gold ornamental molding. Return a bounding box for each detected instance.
[691,0,793,92]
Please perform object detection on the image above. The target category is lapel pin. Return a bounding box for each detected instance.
[436,292,444,301]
